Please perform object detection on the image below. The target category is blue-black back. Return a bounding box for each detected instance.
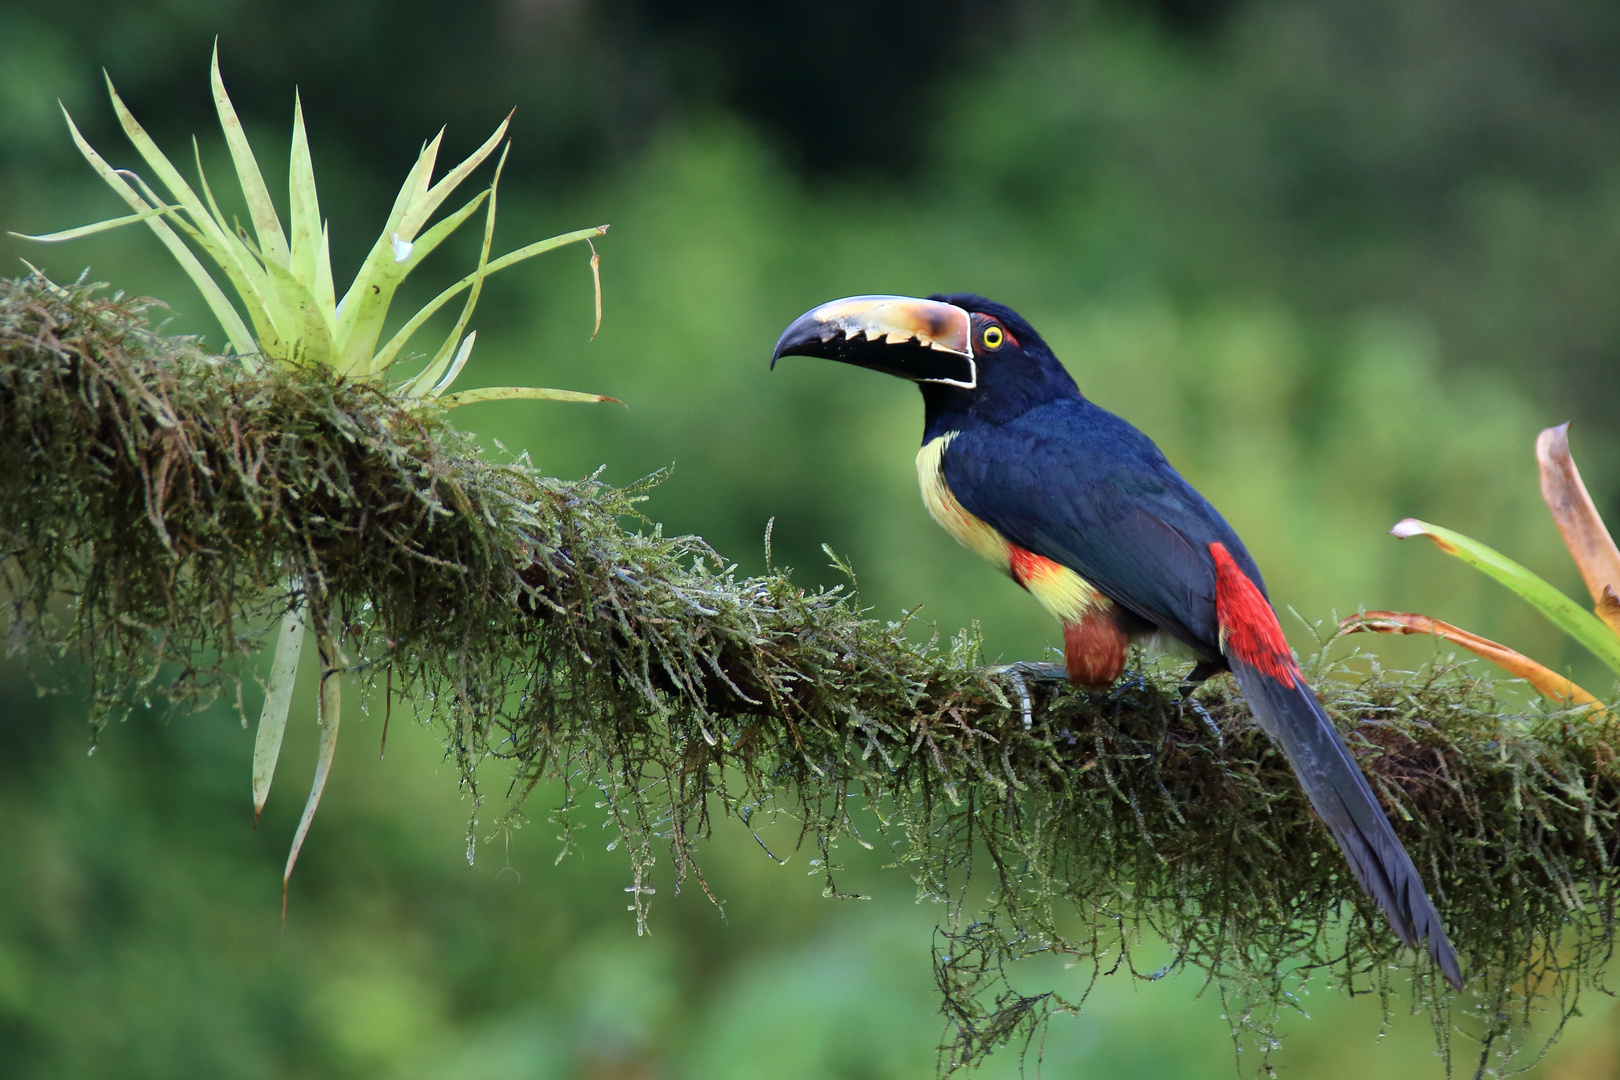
[937,395,1267,659]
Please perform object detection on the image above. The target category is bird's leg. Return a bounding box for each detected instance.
[1178,659,1222,693]
[1178,661,1225,750]
[1181,694,1223,751]
[1062,613,1129,687]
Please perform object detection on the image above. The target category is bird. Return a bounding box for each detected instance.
[770,292,1463,990]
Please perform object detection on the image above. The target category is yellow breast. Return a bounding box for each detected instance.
[917,433,1012,572]
[915,433,1102,623]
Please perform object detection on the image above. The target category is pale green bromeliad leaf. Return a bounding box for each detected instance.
[210,43,289,270]
[427,331,477,399]
[1391,517,1620,677]
[380,224,609,386]
[186,136,291,358]
[589,239,602,339]
[283,630,342,921]
[399,145,509,396]
[437,385,624,409]
[50,106,258,358]
[259,254,335,365]
[286,91,328,298]
[106,72,292,358]
[253,604,306,824]
[358,192,488,371]
[12,203,180,242]
[334,118,511,375]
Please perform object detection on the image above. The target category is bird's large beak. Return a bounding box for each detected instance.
[770,295,976,388]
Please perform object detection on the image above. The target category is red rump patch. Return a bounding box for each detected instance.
[1008,545,1061,587]
[1063,613,1128,687]
[1210,542,1298,688]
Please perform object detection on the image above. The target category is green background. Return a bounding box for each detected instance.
[2,0,1619,1075]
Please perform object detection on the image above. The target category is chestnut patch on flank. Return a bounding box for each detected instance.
[1063,611,1128,687]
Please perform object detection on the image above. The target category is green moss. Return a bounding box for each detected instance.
[2,272,1615,1075]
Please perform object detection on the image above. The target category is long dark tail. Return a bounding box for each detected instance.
[1210,544,1463,990]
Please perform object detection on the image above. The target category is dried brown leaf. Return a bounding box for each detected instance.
[1537,423,1620,633]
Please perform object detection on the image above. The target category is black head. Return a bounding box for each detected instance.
[770,292,1081,437]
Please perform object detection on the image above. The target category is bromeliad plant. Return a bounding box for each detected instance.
[14,45,618,908]
[1342,423,1619,712]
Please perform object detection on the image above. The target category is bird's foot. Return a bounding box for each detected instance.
[1179,690,1224,751]
[989,661,1069,730]
[993,661,1070,682]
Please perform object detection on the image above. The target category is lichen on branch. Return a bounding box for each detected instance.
[1,272,1615,1075]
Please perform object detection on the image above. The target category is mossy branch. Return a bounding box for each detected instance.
[2,273,1616,1074]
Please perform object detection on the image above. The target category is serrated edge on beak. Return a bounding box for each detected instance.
[771,295,977,388]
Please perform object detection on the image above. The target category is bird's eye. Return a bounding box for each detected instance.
[982,324,1004,350]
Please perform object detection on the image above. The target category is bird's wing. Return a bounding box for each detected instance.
[942,399,1262,654]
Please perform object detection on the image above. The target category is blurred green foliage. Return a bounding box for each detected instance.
[5,0,1620,1075]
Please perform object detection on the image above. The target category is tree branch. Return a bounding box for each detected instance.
[2,272,1614,1074]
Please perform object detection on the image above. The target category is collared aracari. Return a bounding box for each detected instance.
[770,293,1463,989]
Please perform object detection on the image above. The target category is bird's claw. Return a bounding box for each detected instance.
[990,661,1069,730]
[993,661,1070,682]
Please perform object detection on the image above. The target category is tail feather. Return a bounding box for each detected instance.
[1209,541,1462,989]
[1228,658,1463,990]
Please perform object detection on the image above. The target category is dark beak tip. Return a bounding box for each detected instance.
[769,313,828,369]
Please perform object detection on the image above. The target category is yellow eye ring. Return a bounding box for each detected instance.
[982,325,1004,350]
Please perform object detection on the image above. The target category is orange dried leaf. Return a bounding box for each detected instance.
[1339,610,1604,709]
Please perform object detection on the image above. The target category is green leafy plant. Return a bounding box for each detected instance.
[1342,423,1616,711]
[12,45,619,905]
[16,43,611,400]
